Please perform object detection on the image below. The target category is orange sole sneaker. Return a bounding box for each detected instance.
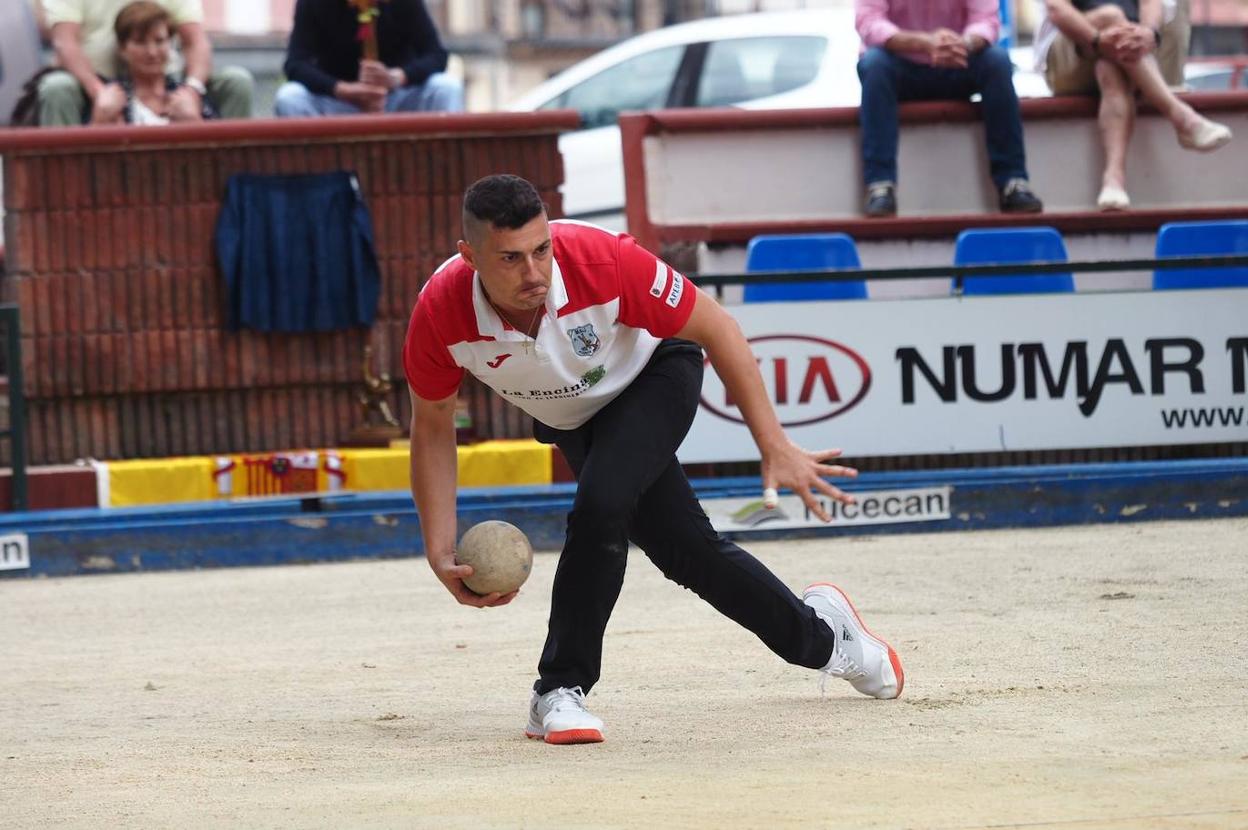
[525,728,604,744]
[806,581,904,699]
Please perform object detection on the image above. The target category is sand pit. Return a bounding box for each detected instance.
[2,518,1246,828]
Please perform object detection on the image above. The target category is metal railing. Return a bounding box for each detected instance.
[695,253,1248,294]
[0,304,27,512]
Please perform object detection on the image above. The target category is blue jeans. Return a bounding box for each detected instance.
[273,73,464,117]
[856,45,1029,189]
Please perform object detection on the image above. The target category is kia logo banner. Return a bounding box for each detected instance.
[700,335,872,427]
[678,289,1248,464]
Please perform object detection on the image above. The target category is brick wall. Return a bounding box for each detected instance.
[0,112,577,464]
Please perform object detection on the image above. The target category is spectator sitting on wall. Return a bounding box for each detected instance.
[90,1,216,125]
[1037,0,1230,211]
[38,0,252,126]
[275,0,464,117]
[854,0,1045,217]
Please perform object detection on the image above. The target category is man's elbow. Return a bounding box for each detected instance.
[696,310,744,354]
[412,396,457,435]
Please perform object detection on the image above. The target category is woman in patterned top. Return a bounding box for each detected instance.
[90,0,215,125]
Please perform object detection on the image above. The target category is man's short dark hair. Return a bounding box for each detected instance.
[462,174,546,241]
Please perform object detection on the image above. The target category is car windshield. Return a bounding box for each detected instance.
[696,36,827,107]
[538,44,685,129]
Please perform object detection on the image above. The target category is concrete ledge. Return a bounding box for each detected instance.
[0,110,581,152]
[3,458,1244,578]
[621,92,1248,252]
[664,205,1248,246]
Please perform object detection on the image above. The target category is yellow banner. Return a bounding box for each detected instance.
[102,441,552,506]
[107,457,218,507]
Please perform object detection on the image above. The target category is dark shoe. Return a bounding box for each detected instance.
[864,181,896,217]
[999,178,1043,213]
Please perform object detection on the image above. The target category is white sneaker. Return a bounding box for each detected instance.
[803,583,904,700]
[524,686,604,744]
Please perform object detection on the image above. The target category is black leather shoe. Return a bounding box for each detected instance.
[864,182,896,217]
[999,179,1044,213]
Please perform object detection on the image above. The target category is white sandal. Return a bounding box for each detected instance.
[1177,118,1232,152]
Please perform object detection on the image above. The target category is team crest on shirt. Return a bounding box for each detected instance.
[566,323,601,357]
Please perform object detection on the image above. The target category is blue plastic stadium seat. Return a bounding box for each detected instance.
[953,226,1074,295]
[1153,220,1248,289]
[744,233,867,302]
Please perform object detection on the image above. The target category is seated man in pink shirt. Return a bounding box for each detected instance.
[855,0,1044,216]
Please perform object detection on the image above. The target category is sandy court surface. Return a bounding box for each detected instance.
[2,518,1246,829]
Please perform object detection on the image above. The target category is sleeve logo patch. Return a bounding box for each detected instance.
[649,261,668,298]
[665,272,684,308]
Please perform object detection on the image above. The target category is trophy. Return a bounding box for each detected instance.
[345,345,404,447]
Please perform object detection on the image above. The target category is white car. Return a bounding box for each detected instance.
[509,10,863,228]
[509,10,1048,228]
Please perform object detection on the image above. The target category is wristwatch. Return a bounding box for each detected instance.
[183,77,207,96]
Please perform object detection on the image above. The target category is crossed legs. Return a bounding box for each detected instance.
[1084,5,1231,208]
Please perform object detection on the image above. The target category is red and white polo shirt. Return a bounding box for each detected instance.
[403,220,697,430]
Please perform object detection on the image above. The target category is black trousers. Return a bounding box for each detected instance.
[532,339,837,695]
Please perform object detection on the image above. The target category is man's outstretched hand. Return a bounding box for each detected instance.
[761,442,858,523]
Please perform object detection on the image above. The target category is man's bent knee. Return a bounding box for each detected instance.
[424,72,464,111]
[38,70,82,96]
[273,81,315,117]
[568,499,629,532]
[37,70,86,126]
[976,44,1013,73]
[1088,4,1128,26]
[209,66,254,118]
[1095,59,1131,91]
[857,47,895,82]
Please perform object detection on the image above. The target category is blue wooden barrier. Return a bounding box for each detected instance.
[1,459,1244,578]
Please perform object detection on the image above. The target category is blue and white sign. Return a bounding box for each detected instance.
[0,532,30,571]
[704,486,952,532]
[681,289,1248,463]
